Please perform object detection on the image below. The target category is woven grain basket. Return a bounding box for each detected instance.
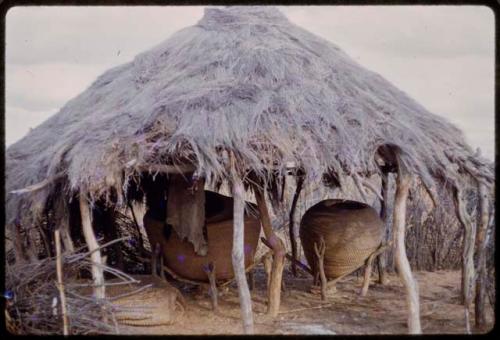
[144,191,261,282]
[299,199,384,279]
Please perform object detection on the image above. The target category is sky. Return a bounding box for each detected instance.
[5,5,495,160]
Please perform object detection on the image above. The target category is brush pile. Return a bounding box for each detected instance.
[4,239,157,335]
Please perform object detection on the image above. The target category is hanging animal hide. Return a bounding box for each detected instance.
[166,174,208,256]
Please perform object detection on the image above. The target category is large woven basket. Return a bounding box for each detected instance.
[144,191,261,282]
[299,199,384,280]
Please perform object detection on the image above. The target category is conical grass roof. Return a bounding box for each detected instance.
[5,6,493,225]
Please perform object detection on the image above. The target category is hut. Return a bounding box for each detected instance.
[5,6,494,334]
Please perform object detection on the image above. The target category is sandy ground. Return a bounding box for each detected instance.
[114,267,494,335]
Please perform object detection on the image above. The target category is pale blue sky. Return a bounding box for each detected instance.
[5,6,495,160]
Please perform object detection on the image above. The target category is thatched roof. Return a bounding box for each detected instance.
[6,6,493,226]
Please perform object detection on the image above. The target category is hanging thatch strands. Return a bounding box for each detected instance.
[299,199,384,280]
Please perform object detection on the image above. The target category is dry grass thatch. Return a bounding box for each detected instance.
[5,6,493,229]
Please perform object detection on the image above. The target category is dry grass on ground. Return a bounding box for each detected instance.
[114,268,494,335]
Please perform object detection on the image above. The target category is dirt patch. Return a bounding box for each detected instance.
[115,269,494,335]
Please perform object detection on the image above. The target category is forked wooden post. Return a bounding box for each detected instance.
[231,172,254,334]
[263,252,272,289]
[393,172,421,334]
[79,195,105,300]
[253,185,285,317]
[313,237,327,301]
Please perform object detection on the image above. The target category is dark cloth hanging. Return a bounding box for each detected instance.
[166,174,208,256]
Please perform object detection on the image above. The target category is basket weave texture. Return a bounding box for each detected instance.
[144,192,261,282]
[299,199,384,279]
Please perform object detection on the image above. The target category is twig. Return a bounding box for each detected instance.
[279,303,333,315]
[54,229,69,335]
[313,237,327,301]
[68,236,130,264]
[203,262,218,311]
[9,172,65,194]
[361,242,391,296]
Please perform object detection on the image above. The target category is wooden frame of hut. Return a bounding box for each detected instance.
[5,7,494,335]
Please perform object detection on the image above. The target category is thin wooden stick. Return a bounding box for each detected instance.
[313,237,327,301]
[279,303,333,315]
[247,271,255,291]
[289,176,304,277]
[362,242,391,297]
[54,229,69,335]
[10,172,65,194]
[127,201,145,249]
[203,262,218,311]
[377,174,390,285]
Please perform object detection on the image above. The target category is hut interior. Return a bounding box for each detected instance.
[4,6,495,335]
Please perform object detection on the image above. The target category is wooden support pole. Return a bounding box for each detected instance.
[362,242,391,296]
[54,229,69,335]
[60,219,75,254]
[263,252,272,289]
[13,221,29,264]
[289,176,304,277]
[313,237,327,301]
[203,262,219,311]
[253,184,285,317]
[393,172,421,334]
[152,242,161,277]
[454,185,476,334]
[361,256,374,297]
[79,195,105,300]
[474,182,490,329]
[55,198,75,254]
[377,174,390,284]
[232,171,254,334]
[247,271,255,291]
[261,236,314,276]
